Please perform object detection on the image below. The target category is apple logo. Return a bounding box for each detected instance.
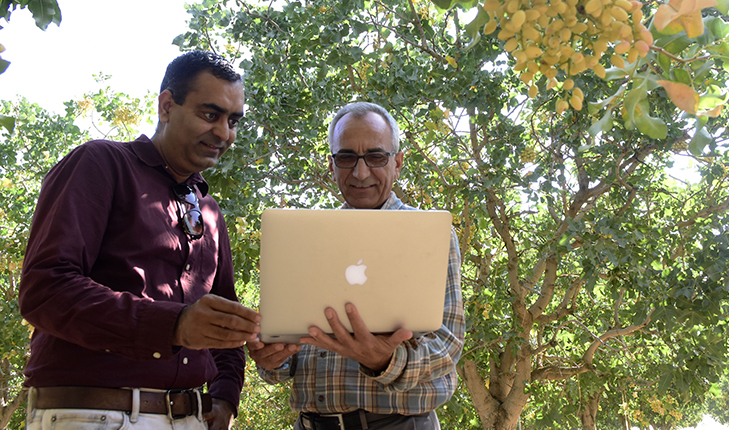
[345,259,368,285]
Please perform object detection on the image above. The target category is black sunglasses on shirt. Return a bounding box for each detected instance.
[172,184,204,240]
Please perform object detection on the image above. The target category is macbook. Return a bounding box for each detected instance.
[258,208,453,343]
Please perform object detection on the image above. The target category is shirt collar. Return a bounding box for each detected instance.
[130,135,210,196]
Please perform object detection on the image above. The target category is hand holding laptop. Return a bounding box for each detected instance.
[173,294,261,350]
[247,340,301,370]
[249,303,412,372]
[301,303,413,372]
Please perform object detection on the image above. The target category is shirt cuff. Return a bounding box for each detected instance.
[257,355,296,384]
[208,379,242,417]
[360,343,407,385]
[133,300,186,361]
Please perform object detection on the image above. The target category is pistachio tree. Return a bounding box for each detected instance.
[174,0,728,428]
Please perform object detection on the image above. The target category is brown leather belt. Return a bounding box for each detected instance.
[34,386,212,418]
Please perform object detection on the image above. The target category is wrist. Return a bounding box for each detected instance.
[212,397,237,418]
[362,354,392,374]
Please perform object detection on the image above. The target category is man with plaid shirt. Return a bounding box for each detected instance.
[247,102,465,430]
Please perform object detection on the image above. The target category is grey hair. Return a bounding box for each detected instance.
[328,102,401,152]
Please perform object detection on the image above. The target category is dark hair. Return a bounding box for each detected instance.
[160,51,242,105]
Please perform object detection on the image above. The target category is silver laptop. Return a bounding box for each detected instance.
[258,208,453,344]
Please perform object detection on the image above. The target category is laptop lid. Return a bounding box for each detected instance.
[258,208,453,344]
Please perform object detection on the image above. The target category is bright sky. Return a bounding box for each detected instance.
[0,0,192,134]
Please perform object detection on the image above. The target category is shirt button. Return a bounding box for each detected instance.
[183,357,189,364]
[320,351,327,358]
[318,396,324,402]
[153,352,161,359]
[185,264,191,271]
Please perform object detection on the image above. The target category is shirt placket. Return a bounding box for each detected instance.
[314,348,333,410]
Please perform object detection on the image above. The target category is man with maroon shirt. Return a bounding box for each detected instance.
[19,51,259,430]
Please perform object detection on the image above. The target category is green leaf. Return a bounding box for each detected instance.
[656,33,693,55]
[693,59,715,82]
[589,89,623,114]
[431,0,458,10]
[696,115,710,130]
[464,7,489,41]
[172,34,186,47]
[27,0,62,30]
[634,100,668,139]
[658,371,673,393]
[698,85,728,110]
[589,107,614,136]
[0,58,9,75]
[672,68,692,85]
[0,114,15,133]
[658,53,672,77]
[624,84,647,125]
[689,128,713,155]
[603,66,629,81]
[707,16,729,39]
[465,32,481,50]
[706,42,729,56]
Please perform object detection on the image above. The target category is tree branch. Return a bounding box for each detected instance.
[528,255,559,319]
[485,196,523,301]
[404,131,456,188]
[650,45,711,64]
[582,310,653,367]
[535,279,583,324]
[676,198,729,229]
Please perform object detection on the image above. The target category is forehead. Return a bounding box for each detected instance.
[185,72,245,110]
[332,112,393,152]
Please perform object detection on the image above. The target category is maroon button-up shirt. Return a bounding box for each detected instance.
[19,136,245,407]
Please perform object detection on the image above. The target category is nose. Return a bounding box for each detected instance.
[212,120,232,142]
[351,157,371,180]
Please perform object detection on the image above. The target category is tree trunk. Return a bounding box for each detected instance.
[578,389,603,430]
[0,387,27,429]
[459,359,499,429]
[458,359,528,430]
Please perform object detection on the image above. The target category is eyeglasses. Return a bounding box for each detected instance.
[172,184,204,240]
[330,151,396,169]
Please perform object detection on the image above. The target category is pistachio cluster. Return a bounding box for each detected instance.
[482,0,653,112]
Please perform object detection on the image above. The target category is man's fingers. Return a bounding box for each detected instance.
[173,295,261,349]
[201,294,261,324]
[387,328,413,347]
[202,323,255,343]
[343,303,372,338]
[324,307,361,345]
[192,295,260,334]
[246,339,265,351]
[208,310,260,335]
[247,342,301,370]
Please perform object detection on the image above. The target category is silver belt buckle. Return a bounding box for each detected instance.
[165,388,199,421]
[321,413,345,429]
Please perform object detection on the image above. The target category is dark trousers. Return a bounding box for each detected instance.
[293,410,441,430]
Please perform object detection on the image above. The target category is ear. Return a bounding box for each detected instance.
[157,90,175,124]
[328,154,335,176]
[394,151,404,178]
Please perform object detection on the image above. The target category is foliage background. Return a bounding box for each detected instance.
[1,0,728,429]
